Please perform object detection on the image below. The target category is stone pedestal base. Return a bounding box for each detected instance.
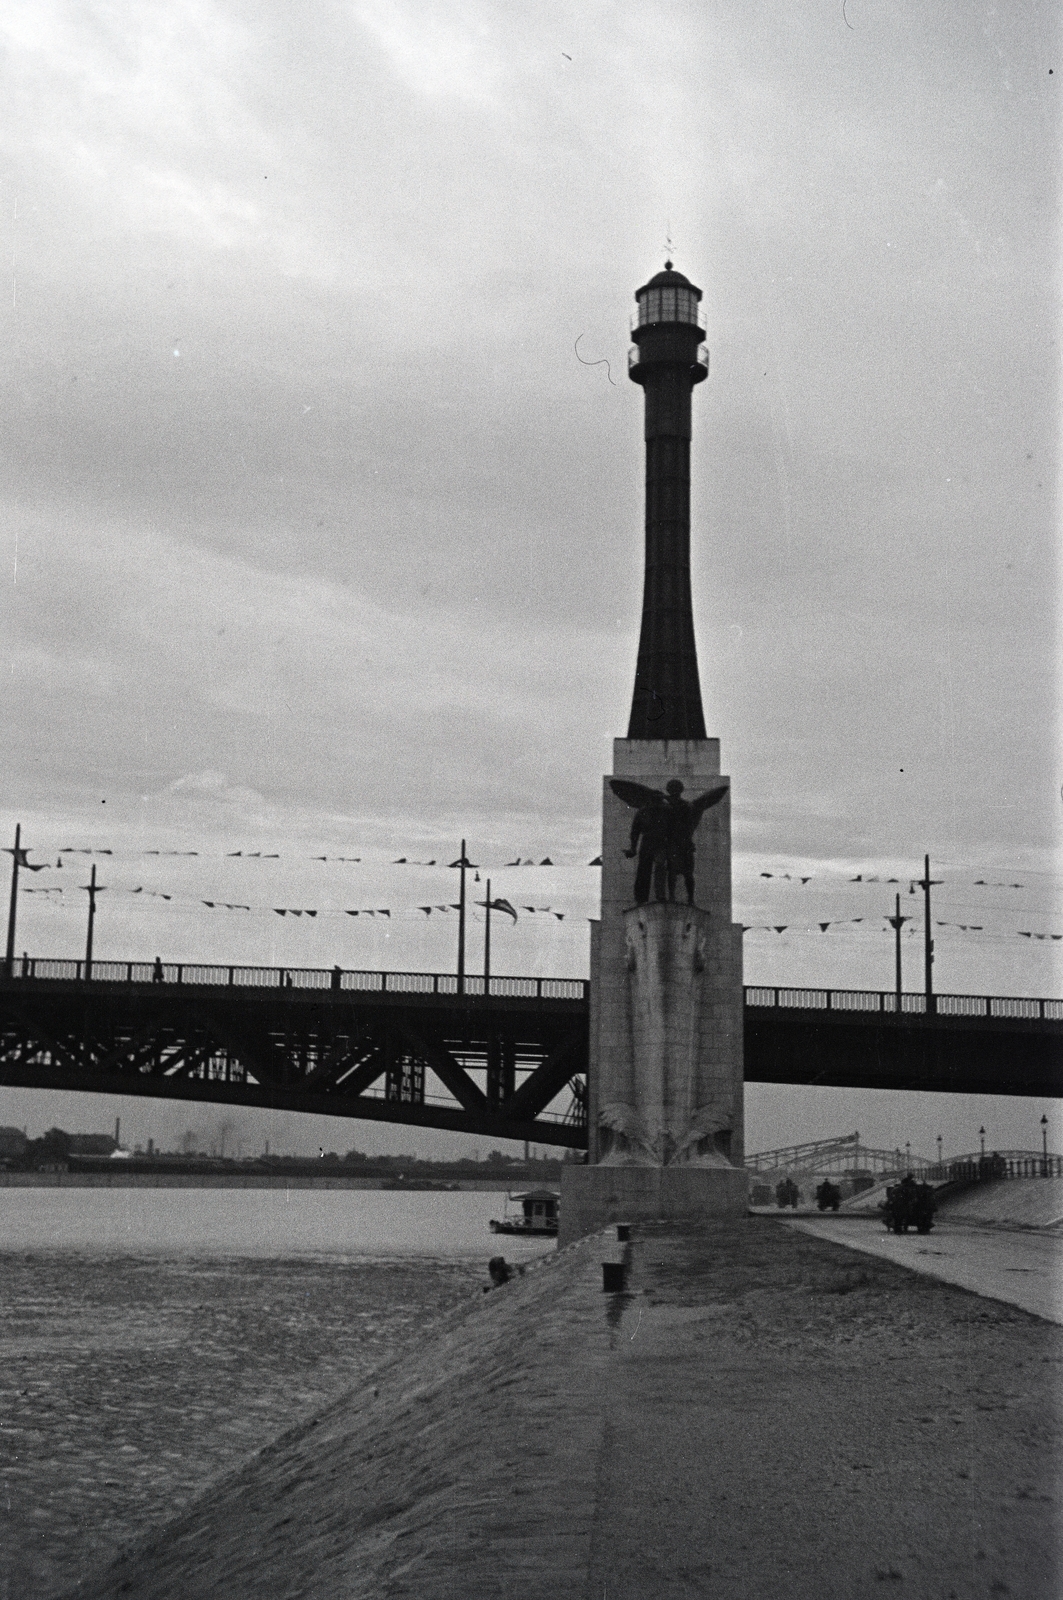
[558,1163,749,1246]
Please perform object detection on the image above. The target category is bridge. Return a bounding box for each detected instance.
[1,957,1059,1148]
[744,1131,1063,1181]
[745,1132,941,1178]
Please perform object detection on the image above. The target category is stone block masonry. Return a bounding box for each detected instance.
[559,1164,748,1245]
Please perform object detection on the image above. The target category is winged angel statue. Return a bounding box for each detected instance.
[608,778,728,906]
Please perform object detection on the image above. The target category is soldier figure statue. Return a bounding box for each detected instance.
[610,778,728,906]
[624,791,670,905]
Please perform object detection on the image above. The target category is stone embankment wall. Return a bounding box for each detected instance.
[936,1176,1063,1228]
[69,1232,612,1600]
[842,1175,1063,1228]
[68,1218,1061,1600]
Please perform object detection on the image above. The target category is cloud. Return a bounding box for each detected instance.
[169,771,231,794]
[2,501,630,828]
[167,771,268,815]
[0,0,1056,1007]
[353,0,509,105]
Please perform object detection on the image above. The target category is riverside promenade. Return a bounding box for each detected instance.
[788,1215,1063,1324]
[70,1217,1060,1600]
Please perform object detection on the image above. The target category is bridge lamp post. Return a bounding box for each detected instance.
[887,895,911,1012]
[478,882,518,997]
[81,865,105,982]
[4,822,24,980]
[1041,1114,1049,1177]
[936,1134,943,1170]
[915,856,942,1015]
[905,1140,911,1174]
[450,840,479,998]
[979,1125,986,1159]
[457,841,467,996]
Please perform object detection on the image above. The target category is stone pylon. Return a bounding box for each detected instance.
[559,740,747,1242]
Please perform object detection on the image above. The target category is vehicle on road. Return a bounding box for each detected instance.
[880,1175,936,1235]
[815,1179,841,1212]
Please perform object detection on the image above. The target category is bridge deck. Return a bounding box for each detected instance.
[1,962,1059,1145]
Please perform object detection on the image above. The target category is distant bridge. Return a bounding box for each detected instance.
[0,959,1059,1148]
[745,1132,1062,1181]
[745,1133,933,1177]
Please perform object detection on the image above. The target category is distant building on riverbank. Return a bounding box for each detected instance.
[4,1127,119,1171]
[0,1126,28,1164]
[69,1133,121,1156]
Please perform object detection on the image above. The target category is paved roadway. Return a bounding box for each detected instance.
[786,1215,1063,1324]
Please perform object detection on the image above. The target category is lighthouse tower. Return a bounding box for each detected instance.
[560,264,747,1242]
[627,264,708,742]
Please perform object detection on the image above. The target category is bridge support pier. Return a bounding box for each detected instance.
[559,1165,747,1246]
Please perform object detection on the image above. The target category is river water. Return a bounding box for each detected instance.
[0,1187,555,1599]
[0,1183,558,1261]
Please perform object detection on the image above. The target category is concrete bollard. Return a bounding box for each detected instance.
[616,1223,631,1242]
[602,1262,625,1292]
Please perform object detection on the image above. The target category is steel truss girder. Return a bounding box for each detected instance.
[0,983,590,1147]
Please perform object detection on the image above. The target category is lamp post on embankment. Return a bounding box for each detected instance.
[1041,1115,1049,1178]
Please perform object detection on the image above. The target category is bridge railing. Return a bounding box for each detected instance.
[7,956,589,1002]
[744,986,1062,1021]
[5,960,1060,1020]
[923,1154,1063,1181]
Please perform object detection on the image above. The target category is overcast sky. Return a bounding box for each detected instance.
[1,1,1059,1158]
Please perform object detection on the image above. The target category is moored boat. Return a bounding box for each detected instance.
[489,1189,559,1237]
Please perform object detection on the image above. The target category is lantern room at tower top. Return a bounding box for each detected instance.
[627,263,708,385]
